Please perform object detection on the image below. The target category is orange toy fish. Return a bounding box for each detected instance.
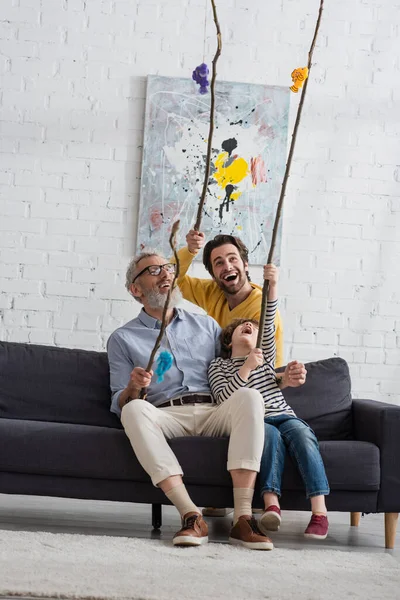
[290,67,309,93]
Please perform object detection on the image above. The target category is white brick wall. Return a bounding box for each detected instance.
[0,0,399,404]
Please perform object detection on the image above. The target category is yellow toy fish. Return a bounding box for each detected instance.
[290,67,309,93]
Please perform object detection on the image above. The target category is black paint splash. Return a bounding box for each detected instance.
[219,184,235,221]
[251,239,262,254]
[221,138,237,156]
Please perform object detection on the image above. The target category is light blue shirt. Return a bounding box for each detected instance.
[107,308,221,418]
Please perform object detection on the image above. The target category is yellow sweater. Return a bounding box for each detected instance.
[175,247,284,368]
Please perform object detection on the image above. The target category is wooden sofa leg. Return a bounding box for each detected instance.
[350,512,361,527]
[152,503,162,530]
[384,513,399,549]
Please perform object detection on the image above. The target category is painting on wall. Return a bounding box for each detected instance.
[136,75,290,265]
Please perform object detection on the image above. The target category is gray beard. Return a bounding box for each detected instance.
[145,285,183,309]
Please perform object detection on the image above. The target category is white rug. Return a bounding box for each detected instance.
[0,529,399,600]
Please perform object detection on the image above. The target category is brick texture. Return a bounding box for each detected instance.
[0,0,399,404]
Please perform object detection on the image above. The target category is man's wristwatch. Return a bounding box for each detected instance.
[275,376,283,386]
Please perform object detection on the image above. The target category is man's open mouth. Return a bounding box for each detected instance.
[223,273,238,282]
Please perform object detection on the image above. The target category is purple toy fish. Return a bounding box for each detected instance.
[192,63,210,94]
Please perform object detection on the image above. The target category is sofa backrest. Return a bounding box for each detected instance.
[0,342,352,438]
[0,341,121,429]
[279,356,353,440]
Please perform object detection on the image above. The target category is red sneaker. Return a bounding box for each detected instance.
[304,514,329,539]
[259,505,282,533]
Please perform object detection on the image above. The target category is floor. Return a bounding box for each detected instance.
[0,493,398,563]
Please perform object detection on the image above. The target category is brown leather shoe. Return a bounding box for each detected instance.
[173,511,209,546]
[229,515,274,550]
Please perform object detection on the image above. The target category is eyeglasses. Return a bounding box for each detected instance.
[132,263,176,283]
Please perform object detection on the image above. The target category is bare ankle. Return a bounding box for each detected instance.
[263,492,280,510]
[310,495,327,515]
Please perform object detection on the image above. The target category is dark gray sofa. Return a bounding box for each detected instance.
[1,341,399,548]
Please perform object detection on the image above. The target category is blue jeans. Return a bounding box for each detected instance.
[259,414,330,499]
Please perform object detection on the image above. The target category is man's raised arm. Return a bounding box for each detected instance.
[171,229,212,308]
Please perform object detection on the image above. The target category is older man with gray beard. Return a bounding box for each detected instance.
[107,251,273,550]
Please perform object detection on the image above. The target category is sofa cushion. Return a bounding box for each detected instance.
[281,440,380,492]
[279,357,353,440]
[0,342,120,429]
[0,419,137,480]
[0,421,380,492]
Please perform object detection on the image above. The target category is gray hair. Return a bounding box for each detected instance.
[125,250,165,301]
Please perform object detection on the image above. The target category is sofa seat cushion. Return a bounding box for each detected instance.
[281,440,380,492]
[1,421,380,492]
[174,438,380,491]
[0,420,145,482]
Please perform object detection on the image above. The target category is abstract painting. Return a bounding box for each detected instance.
[137,75,290,264]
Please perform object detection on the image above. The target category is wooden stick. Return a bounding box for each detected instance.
[139,220,181,399]
[256,0,324,347]
[194,0,222,232]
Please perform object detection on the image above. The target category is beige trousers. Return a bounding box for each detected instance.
[121,388,265,486]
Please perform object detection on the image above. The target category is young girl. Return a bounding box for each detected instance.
[208,264,330,545]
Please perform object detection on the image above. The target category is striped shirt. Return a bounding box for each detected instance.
[208,299,296,418]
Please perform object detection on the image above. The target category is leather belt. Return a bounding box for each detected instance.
[158,393,214,409]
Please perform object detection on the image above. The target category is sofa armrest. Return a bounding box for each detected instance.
[352,398,400,512]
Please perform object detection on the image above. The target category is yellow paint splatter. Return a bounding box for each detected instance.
[236,225,243,231]
[214,152,249,189]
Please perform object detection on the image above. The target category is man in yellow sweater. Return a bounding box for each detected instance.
[175,230,284,369]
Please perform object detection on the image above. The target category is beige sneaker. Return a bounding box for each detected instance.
[202,507,233,517]
[173,511,209,546]
[229,515,274,550]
